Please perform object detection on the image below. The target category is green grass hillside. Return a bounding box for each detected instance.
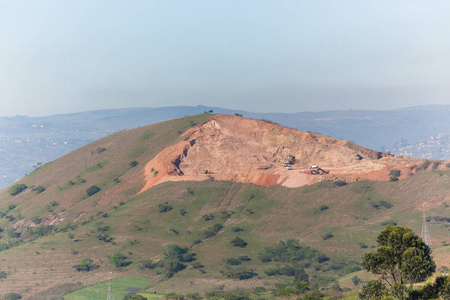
[0,114,448,299]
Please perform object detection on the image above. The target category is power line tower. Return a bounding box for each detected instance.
[107,281,114,300]
[421,202,432,249]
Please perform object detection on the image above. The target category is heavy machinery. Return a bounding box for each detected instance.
[303,167,329,175]
[283,154,296,169]
[201,169,210,174]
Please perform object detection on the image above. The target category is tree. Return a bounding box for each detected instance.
[73,258,95,272]
[361,225,435,299]
[109,252,131,267]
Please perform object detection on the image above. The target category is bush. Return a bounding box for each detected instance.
[85,186,101,197]
[129,161,139,168]
[202,224,222,239]
[140,259,157,270]
[237,255,251,261]
[8,184,27,196]
[334,180,347,186]
[32,186,46,194]
[3,293,22,300]
[109,252,131,267]
[73,258,95,272]
[322,233,334,240]
[389,169,401,177]
[192,262,204,269]
[372,200,392,209]
[389,176,399,182]
[432,161,442,170]
[222,268,257,280]
[422,160,432,170]
[224,257,241,265]
[230,237,248,248]
[158,202,172,213]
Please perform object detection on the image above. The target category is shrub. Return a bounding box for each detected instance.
[222,268,257,280]
[192,262,204,269]
[380,220,397,226]
[372,200,392,209]
[224,257,241,265]
[32,186,46,194]
[3,293,22,300]
[109,252,131,267]
[31,216,42,224]
[237,255,251,261]
[202,214,214,221]
[140,259,156,269]
[8,184,27,196]
[432,161,442,170]
[322,233,334,240]
[202,224,222,239]
[230,237,248,248]
[334,180,347,186]
[73,258,95,272]
[389,169,401,177]
[85,186,101,197]
[422,160,432,170]
[0,269,8,279]
[232,227,244,232]
[129,161,139,168]
[164,244,195,262]
[389,176,399,182]
[314,205,329,213]
[158,202,172,213]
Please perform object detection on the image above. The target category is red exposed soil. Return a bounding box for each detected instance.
[140,115,424,193]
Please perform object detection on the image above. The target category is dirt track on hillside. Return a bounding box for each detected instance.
[140,115,426,193]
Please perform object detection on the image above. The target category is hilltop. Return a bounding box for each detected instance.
[3,104,450,190]
[140,115,423,192]
[0,114,449,299]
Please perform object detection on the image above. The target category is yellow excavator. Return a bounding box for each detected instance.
[202,169,210,174]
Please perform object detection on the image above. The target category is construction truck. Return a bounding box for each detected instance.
[201,169,210,174]
[303,167,329,175]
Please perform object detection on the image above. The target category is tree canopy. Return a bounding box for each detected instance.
[361,225,438,299]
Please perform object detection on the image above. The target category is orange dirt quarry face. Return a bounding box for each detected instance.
[139,115,423,194]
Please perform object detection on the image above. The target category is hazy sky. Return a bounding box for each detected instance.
[1,1,450,117]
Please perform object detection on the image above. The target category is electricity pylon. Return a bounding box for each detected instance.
[421,202,432,249]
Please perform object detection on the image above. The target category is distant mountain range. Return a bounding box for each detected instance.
[1,104,450,189]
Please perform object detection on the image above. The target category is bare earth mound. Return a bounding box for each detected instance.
[140,115,421,192]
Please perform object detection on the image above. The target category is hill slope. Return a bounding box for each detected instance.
[0,114,448,299]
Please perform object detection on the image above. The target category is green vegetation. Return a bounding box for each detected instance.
[158,202,172,213]
[73,258,96,272]
[109,252,131,268]
[1,115,450,299]
[32,185,46,194]
[3,293,22,300]
[230,236,247,248]
[360,225,438,299]
[8,184,27,196]
[65,275,152,299]
[85,185,101,197]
